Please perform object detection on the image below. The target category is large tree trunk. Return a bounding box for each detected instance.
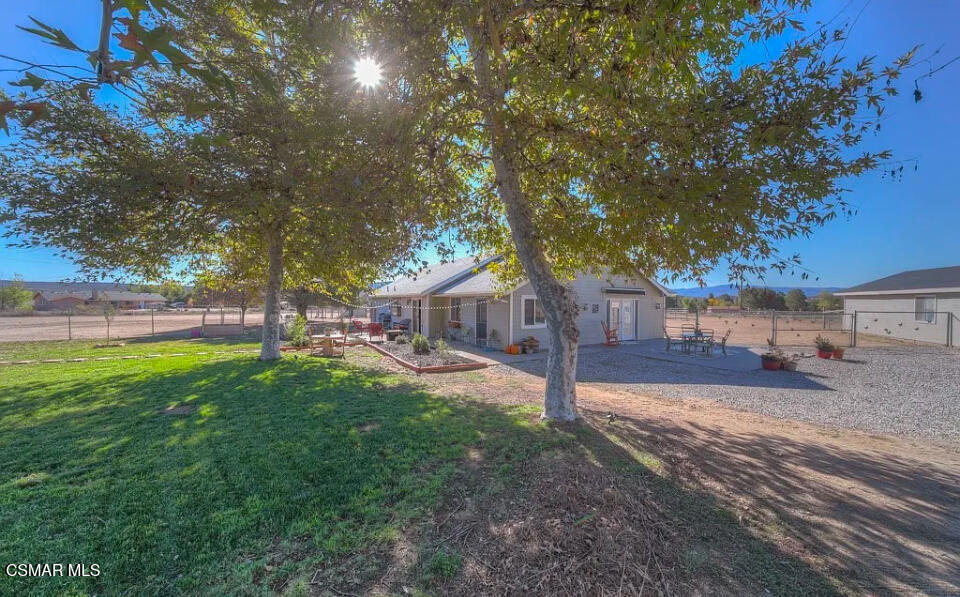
[466,20,580,421]
[260,223,284,360]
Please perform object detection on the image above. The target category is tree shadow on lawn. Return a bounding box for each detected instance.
[1,356,843,596]
[588,409,960,596]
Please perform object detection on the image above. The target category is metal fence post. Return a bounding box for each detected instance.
[771,312,777,345]
[67,311,72,341]
[852,311,857,347]
[151,309,155,336]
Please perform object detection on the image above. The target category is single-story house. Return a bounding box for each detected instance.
[90,290,167,310]
[370,255,673,349]
[836,265,959,346]
[33,292,89,311]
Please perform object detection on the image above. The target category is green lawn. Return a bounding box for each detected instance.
[0,350,551,596]
[1,343,841,596]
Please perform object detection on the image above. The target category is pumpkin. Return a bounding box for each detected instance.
[505,344,520,355]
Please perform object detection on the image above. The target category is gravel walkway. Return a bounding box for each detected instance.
[505,346,960,442]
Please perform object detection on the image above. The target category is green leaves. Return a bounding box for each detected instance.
[12,72,46,92]
[17,17,82,52]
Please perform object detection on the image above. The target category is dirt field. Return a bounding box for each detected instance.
[401,359,960,597]
[0,310,263,341]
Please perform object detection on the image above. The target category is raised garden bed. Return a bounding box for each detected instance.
[364,339,487,374]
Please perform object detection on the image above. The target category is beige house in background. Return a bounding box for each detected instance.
[371,256,673,349]
[837,265,959,347]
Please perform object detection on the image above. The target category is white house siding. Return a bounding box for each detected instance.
[843,293,959,346]
[510,274,666,349]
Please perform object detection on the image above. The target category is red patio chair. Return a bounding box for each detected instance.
[601,321,619,346]
[368,322,384,341]
[351,319,365,333]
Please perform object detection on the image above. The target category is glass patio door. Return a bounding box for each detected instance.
[476,298,487,343]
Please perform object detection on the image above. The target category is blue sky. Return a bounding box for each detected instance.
[1,1,958,288]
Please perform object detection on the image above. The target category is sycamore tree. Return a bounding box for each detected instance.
[376,0,915,419]
[0,1,459,360]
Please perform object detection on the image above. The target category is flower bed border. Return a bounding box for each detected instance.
[363,341,487,374]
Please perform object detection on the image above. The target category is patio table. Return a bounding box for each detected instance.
[311,334,345,357]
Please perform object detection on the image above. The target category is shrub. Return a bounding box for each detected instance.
[422,549,462,582]
[395,333,408,344]
[288,315,310,347]
[435,339,451,355]
[814,334,834,351]
[411,333,430,355]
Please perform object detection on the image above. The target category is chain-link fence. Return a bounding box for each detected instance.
[851,311,956,348]
[667,308,850,347]
[667,307,957,348]
[0,307,264,342]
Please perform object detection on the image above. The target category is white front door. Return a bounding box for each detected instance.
[610,299,635,341]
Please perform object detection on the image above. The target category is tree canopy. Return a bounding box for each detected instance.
[371,0,914,418]
[1,0,460,358]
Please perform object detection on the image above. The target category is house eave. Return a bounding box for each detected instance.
[836,287,960,297]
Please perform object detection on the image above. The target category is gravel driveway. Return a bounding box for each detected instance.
[506,346,960,442]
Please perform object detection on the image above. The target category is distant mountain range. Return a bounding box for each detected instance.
[670,285,842,298]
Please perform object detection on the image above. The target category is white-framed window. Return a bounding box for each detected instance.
[521,295,546,328]
[915,295,936,323]
[391,304,402,317]
[450,297,461,321]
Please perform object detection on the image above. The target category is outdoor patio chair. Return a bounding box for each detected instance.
[351,319,365,333]
[664,327,688,352]
[368,322,384,341]
[680,324,697,339]
[715,329,732,355]
[601,321,619,346]
[393,318,411,331]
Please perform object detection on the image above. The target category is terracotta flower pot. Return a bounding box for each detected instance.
[832,348,845,360]
[816,349,832,359]
[761,357,782,370]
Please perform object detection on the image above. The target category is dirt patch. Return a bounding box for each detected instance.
[450,368,960,596]
[376,340,474,368]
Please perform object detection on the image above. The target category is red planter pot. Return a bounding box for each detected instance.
[832,349,845,360]
[761,358,782,370]
[816,349,832,359]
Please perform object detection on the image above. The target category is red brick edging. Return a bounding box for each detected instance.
[362,341,488,374]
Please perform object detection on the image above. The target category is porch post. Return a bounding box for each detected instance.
[423,295,431,338]
[508,292,514,346]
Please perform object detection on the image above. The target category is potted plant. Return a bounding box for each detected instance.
[814,335,834,359]
[832,345,845,360]
[760,351,783,370]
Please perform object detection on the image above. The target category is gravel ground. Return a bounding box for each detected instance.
[506,346,960,442]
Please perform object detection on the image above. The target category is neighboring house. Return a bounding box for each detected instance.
[836,265,959,346]
[371,255,673,349]
[90,290,167,310]
[32,292,89,311]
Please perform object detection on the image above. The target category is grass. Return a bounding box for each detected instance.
[0,336,262,361]
[0,348,553,596]
[1,342,843,596]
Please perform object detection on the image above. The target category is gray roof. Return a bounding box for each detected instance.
[375,256,498,297]
[97,291,167,302]
[434,267,500,296]
[837,265,960,295]
[35,291,90,301]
